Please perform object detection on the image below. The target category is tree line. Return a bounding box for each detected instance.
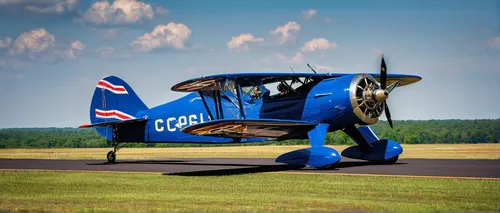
[0,119,498,148]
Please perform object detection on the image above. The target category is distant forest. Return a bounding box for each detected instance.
[0,119,499,148]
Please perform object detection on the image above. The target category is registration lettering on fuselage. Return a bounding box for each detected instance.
[154,113,205,132]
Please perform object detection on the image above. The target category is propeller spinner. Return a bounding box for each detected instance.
[352,53,400,128]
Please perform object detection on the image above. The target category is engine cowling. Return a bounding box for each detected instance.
[349,74,385,125]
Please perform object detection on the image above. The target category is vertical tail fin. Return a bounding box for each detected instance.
[89,76,149,140]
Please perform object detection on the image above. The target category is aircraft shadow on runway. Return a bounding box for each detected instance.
[86,160,406,176]
[165,161,406,176]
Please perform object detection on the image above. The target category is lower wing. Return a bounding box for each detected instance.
[181,119,318,140]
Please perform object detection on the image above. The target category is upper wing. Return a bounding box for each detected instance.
[181,119,318,140]
[371,74,421,87]
[171,72,421,92]
[171,73,329,92]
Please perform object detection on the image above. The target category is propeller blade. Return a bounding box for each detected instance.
[385,80,400,94]
[380,54,387,89]
[384,101,393,128]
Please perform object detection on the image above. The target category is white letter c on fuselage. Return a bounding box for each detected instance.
[155,119,164,132]
[167,117,176,132]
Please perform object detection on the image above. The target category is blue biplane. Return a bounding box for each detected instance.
[80,55,421,169]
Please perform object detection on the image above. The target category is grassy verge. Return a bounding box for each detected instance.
[0,144,499,160]
[0,170,498,212]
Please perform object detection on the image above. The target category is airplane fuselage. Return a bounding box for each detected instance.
[138,74,363,143]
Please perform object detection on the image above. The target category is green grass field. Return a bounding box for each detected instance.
[1,144,499,212]
[0,170,499,212]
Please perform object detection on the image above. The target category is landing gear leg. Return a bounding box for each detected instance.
[106,141,129,164]
[107,125,119,164]
[106,140,120,163]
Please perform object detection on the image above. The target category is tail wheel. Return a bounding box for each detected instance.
[107,151,116,163]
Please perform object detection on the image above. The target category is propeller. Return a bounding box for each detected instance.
[374,53,399,128]
[351,53,400,128]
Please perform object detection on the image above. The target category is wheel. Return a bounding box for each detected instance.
[107,151,116,163]
[385,156,398,164]
[369,156,399,165]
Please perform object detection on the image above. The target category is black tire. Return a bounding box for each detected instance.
[369,156,399,165]
[385,156,399,164]
[107,151,116,163]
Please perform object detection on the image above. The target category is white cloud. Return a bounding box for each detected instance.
[156,6,169,15]
[226,33,264,50]
[57,48,77,60]
[488,36,500,48]
[8,28,55,55]
[5,28,84,62]
[270,21,301,44]
[71,40,85,51]
[301,38,337,52]
[276,52,303,64]
[302,9,317,19]
[315,64,334,71]
[0,36,12,48]
[325,17,332,23]
[0,0,78,14]
[132,22,192,52]
[81,0,154,25]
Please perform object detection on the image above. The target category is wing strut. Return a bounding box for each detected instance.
[216,90,224,119]
[235,84,246,119]
[212,91,220,119]
[198,92,214,121]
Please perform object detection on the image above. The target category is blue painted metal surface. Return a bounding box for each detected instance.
[275,147,341,168]
[89,76,149,141]
[341,139,403,161]
[275,123,341,168]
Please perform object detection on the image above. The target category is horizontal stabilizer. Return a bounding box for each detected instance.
[181,119,318,140]
[79,118,146,128]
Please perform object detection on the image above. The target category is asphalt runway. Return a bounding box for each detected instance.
[1,158,499,178]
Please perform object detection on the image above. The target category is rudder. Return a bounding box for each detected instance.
[90,76,149,141]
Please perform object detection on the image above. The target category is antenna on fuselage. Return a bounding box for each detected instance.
[307,63,324,80]
[306,63,317,74]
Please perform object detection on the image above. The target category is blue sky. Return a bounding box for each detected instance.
[0,0,499,128]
